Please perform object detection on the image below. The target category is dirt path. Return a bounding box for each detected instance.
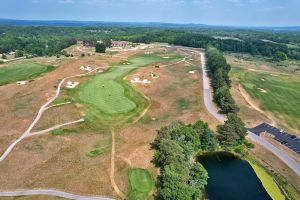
[110,130,126,199]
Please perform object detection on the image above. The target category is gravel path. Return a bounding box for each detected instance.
[199,51,300,176]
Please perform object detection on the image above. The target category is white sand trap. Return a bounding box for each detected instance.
[66,81,79,89]
[80,66,93,72]
[16,81,27,86]
[189,70,196,74]
[145,51,153,55]
[258,88,267,93]
[162,56,169,59]
[98,69,104,73]
[261,78,266,81]
[130,77,151,84]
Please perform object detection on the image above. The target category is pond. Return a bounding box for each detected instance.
[199,152,272,200]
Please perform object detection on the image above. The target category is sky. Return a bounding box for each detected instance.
[0,0,299,26]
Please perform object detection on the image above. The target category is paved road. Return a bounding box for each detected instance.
[0,189,114,200]
[199,51,300,177]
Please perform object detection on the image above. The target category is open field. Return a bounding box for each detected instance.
[232,68,300,132]
[128,168,153,200]
[228,53,300,135]
[0,44,212,200]
[0,63,54,85]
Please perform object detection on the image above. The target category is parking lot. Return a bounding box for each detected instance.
[249,123,300,154]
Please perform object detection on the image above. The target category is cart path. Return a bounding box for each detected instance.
[0,189,114,200]
[0,67,100,162]
[28,118,85,137]
[199,51,300,176]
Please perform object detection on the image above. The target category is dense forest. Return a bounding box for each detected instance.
[1,26,300,59]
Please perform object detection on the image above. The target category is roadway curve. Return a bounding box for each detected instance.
[199,51,300,176]
[0,189,114,200]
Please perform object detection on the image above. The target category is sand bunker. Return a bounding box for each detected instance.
[145,51,153,55]
[130,77,151,84]
[80,66,93,72]
[258,88,267,93]
[188,70,196,74]
[162,56,169,59]
[66,81,79,88]
[16,81,27,86]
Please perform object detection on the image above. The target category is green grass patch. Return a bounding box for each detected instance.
[0,63,54,85]
[86,148,105,158]
[233,68,300,131]
[128,168,153,200]
[248,161,285,200]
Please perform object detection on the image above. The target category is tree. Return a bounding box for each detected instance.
[1,54,7,59]
[217,113,247,147]
[201,129,218,151]
[154,139,185,166]
[15,50,24,58]
[214,86,239,114]
[95,43,106,53]
[189,162,208,199]
[274,51,288,62]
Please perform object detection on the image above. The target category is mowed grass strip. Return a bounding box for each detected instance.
[128,168,153,200]
[249,161,285,200]
[0,63,54,85]
[234,68,300,131]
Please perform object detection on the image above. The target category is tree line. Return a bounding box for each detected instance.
[1,26,300,60]
[205,47,248,149]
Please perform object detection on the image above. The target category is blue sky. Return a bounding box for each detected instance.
[1,0,299,26]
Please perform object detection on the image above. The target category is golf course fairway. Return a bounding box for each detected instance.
[75,52,183,129]
[0,63,54,85]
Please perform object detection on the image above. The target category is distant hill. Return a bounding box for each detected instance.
[0,18,300,32]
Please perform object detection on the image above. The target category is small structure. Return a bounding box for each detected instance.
[111,41,129,48]
[16,81,27,86]
[66,81,79,89]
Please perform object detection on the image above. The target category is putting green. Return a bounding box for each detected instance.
[128,168,153,200]
[0,63,54,85]
[233,68,300,131]
[74,52,183,129]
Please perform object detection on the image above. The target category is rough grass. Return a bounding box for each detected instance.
[233,68,300,131]
[0,63,54,85]
[128,168,153,200]
[249,161,285,200]
[72,52,183,130]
